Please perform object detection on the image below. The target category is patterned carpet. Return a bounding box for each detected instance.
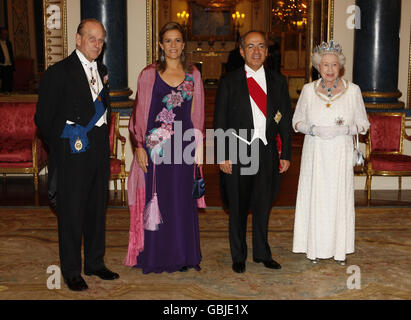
[0,206,410,300]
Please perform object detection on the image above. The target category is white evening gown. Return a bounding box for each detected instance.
[292,79,369,261]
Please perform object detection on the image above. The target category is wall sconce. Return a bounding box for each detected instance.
[232,11,245,25]
[177,10,190,37]
[232,11,245,41]
[177,10,190,26]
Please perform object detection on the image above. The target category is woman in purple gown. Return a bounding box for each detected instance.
[124,22,205,274]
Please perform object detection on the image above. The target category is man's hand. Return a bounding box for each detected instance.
[279,159,290,173]
[219,160,232,175]
[136,147,148,173]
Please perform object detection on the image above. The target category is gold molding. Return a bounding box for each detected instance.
[362,91,403,99]
[328,0,334,41]
[111,100,135,108]
[146,0,158,65]
[109,89,133,97]
[307,0,334,83]
[365,102,405,109]
[0,94,38,102]
[306,0,314,83]
[408,22,411,109]
[43,0,68,69]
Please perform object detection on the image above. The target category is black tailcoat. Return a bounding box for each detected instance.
[213,66,292,262]
[0,39,15,92]
[35,51,111,278]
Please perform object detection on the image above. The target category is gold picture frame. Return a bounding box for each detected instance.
[408,22,411,109]
[306,0,334,82]
[146,0,158,65]
[146,0,334,83]
[43,0,68,69]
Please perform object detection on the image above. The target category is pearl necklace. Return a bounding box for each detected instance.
[321,78,339,98]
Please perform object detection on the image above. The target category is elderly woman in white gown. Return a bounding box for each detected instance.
[292,41,370,265]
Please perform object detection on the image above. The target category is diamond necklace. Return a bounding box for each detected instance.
[321,78,339,98]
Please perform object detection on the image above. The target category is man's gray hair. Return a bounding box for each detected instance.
[77,18,106,36]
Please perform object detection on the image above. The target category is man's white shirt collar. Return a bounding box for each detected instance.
[245,64,265,78]
[76,49,97,69]
[73,49,106,127]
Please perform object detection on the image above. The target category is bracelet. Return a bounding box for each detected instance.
[309,125,315,136]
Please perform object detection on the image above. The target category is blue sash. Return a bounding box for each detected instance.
[60,90,106,153]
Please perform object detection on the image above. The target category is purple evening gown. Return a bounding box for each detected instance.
[135,71,202,274]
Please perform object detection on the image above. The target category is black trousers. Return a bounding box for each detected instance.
[223,140,280,263]
[0,65,13,92]
[55,125,110,278]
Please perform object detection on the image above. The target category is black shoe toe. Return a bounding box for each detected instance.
[64,275,88,291]
[84,267,119,280]
[254,258,282,269]
[232,261,246,273]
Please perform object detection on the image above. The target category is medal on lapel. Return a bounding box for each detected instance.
[274,111,282,124]
[74,137,83,151]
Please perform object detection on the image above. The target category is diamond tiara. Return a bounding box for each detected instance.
[313,40,342,54]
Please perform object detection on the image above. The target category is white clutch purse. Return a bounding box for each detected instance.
[353,133,365,167]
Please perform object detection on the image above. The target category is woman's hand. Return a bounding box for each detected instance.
[136,147,148,173]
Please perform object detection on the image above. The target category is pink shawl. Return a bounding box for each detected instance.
[124,63,206,266]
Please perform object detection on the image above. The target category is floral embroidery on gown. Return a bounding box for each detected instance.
[135,72,201,273]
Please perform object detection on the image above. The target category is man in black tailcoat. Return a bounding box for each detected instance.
[213,30,292,273]
[35,19,119,291]
[0,27,15,93]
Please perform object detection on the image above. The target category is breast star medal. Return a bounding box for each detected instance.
[274,111,282,124]
[74,137,83,151]
[335,117,345,126]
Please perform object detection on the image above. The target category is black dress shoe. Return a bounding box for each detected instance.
[64,275,88,291]
[179,266,188,272]
[84,267,119,280]
[232,261,246,273]
[254,258,282,269]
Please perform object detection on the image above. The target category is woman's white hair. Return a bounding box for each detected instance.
[312,51,346,71]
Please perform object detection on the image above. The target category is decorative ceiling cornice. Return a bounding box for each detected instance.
[191,0,242,9]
